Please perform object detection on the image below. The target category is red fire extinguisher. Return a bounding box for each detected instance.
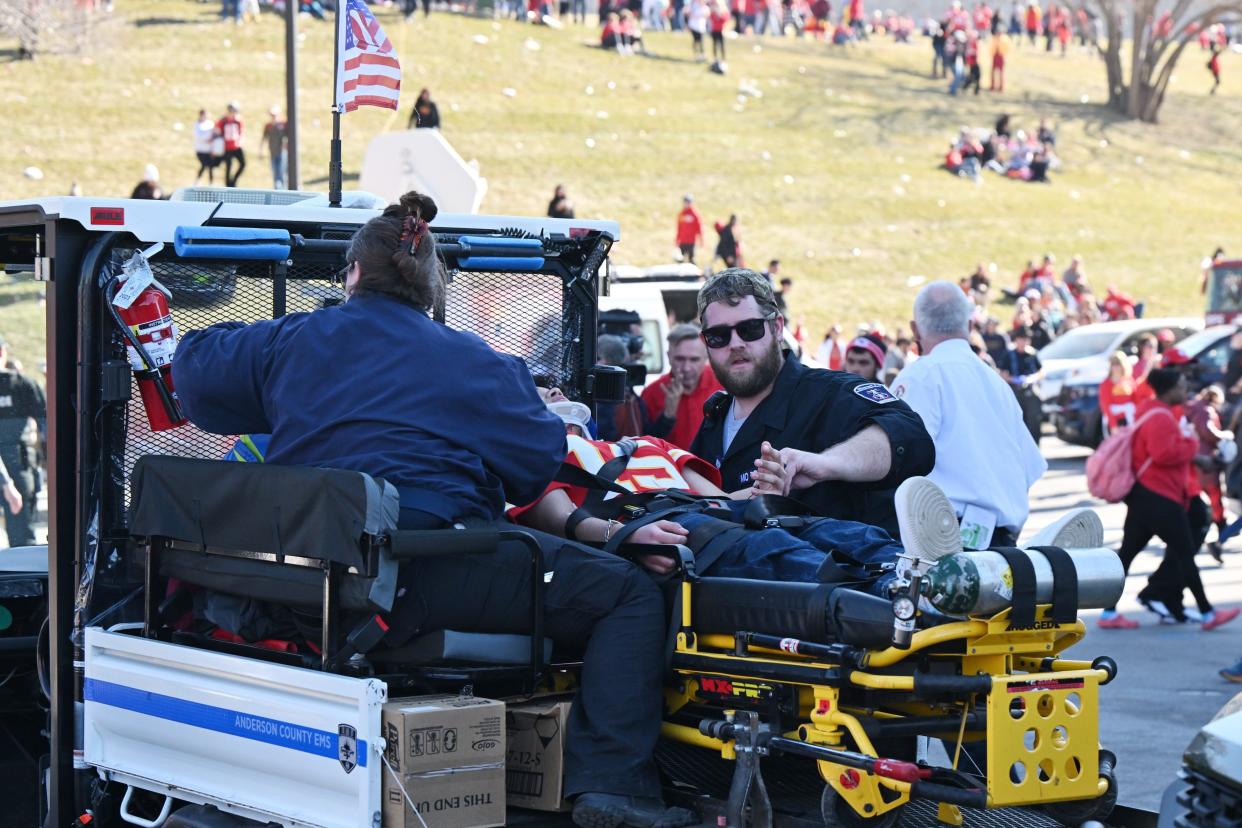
[110,258,187,432]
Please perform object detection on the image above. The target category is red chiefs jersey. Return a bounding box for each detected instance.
[509,435,720,520]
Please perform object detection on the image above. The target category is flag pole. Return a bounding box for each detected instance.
[284,0,299,191]
[329,0,343,207]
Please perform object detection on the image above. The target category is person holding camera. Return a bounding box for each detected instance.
[640,323,722,450]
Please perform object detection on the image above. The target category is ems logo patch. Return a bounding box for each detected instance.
[338,723,358,774]
[854,382,897,404]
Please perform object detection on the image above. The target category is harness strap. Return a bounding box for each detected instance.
[993,547,1037,628]
[1027,545,1079,624]
[554,459,631,498]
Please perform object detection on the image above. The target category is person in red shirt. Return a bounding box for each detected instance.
[1185,384,1232,556]
[640,323,724,449]
[1102,285,1137,320]
[1097,351,1136,434]
[1131,333,1158,381]
[709,0,730,64]
[1102,368,1239,630]
[817,325,846,369]
[215,101,246,188]
[675,195,704,264]
[1209,44,1222,95]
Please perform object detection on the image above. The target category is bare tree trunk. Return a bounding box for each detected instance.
[1091,0,1242,122]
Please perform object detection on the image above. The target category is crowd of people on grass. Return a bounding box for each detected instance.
[944,113,1057,182]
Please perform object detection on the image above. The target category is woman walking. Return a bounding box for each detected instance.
[1098,369,1240,630]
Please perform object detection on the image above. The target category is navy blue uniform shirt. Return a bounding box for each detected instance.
[690,352,935,536]
[174,292,567,522]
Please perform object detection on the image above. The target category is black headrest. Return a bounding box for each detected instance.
[129,456,397,570]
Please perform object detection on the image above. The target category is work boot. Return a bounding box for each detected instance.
[894,476,962,567]
[1024,508,1104,549]
[572,794,698,828]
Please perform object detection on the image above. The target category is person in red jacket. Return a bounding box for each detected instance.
[1100,368,1240,630]
[216,102,246,188]
[1097,351,1136,434]
[709,0,730,64]
[675,195,704,263]
[1186,384,1232,559]
[640,323,724,449]
[1102,286,1137,320]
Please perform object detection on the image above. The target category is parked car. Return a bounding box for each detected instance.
[1052,323,1232,448]
[1157,691,1242,828]
[1038,317,1203,407]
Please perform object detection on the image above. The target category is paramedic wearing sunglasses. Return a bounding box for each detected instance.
[690,269,935,537]
[173,192,696,828]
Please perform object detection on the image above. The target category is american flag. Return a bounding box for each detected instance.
[335,0,401,113]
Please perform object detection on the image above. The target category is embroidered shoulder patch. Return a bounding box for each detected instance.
[854,382,898,404]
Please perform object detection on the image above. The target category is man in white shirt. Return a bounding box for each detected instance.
[891,281,1048,548]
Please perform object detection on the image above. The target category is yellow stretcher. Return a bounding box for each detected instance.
[657,564,1119,828]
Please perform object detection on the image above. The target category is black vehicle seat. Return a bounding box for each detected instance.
[129,456,549,670]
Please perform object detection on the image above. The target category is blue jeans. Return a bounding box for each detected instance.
[672,502,901,597]
[949,65,965,95]
[270,152,287,190]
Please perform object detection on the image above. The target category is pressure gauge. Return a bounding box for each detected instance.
[892,595,917,622]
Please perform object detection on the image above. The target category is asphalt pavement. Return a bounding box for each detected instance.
[1022,434,1242,813]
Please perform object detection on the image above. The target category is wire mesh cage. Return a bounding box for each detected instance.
[108,252,586,509]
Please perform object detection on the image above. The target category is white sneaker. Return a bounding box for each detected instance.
[1024,508,1104,549]
[895,477,962,566]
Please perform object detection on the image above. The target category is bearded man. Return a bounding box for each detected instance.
[689,268,936,537]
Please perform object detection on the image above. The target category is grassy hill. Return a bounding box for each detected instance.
[2,1,1240,366]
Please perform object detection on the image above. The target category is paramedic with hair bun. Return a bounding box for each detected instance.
[172,192,695,828]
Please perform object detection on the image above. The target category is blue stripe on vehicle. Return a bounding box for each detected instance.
[84,678,367,767]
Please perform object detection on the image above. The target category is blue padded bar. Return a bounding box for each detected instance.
[457,235,543,252]
[457,256,546,272]
[174,226,293,261]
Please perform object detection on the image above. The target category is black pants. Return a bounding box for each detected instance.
[679,242,696,262]
[1,465,35,547]
[711,30,725,60]
[195,152,217,184]
[224,148,246,187]
[389,510,665,799]
[1115,483,1211,617]
[1014,387,1042,445]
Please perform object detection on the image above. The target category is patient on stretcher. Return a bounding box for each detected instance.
[512,388,967,596]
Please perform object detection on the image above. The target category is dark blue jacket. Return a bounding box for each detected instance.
[174,293,566,522]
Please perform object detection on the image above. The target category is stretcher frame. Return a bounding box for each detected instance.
[658,557,1120,827]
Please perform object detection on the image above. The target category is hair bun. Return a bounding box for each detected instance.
[395,191,438,223]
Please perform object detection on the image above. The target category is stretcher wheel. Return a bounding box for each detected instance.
[1041,750,1118,827]
[821,786,905,828]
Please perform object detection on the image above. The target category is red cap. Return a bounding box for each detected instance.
[1157,328,1177,343]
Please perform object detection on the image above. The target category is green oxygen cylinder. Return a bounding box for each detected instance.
[922,547,1125,617]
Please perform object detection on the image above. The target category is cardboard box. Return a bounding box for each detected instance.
[384,766,506,828]
[505,699,572,812]
[382,695,506,828]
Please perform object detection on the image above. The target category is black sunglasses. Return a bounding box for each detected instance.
[701,316,774,349]
[333,260,355,287]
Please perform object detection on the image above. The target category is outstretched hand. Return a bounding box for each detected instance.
[750,441,789,496]
[777,447,829,492]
